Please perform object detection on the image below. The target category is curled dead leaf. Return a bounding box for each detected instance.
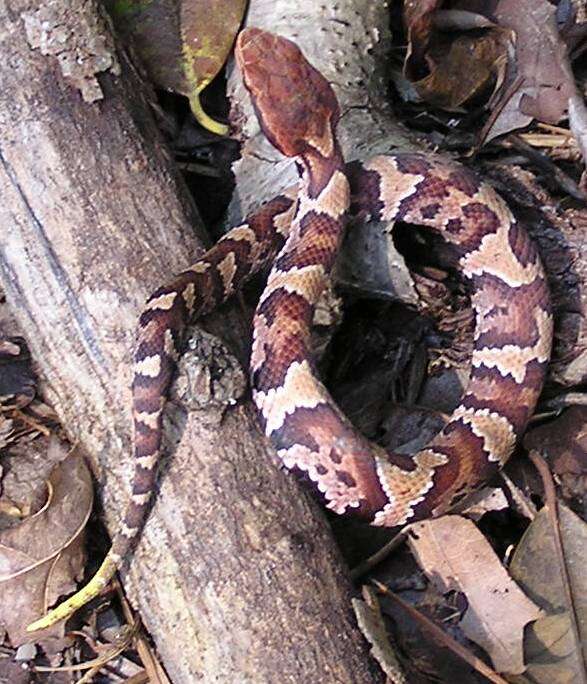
[459,0,578,142]
[181,0,247,135]
[403,0,511,112]
[411,30,510,111]
[403,0,578,142]
[0,447,93,645]
[106,0,246,135]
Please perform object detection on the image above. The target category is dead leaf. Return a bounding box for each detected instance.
[409,515,543,674]
[403,1,510,110]
[107,0,186,94]
[403,0,443,77]
[181,0,246,135]
[411,30,510,110]
[460,487,509,520]
[353,586,408,683]
[509,504,587,683]
[457,0,577,142]
[0,433,70,528]
[107,0,246,134]
[515,613,582,684]
[0,444,93,645]
[524,406,587,509]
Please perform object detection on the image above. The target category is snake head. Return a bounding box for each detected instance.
[236,28,340,159]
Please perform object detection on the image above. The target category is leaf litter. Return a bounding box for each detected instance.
[510,503,587,684]
[107,0,247,134]
[407,515,542,675]
[399,0,581,147]
[0,438,92,646]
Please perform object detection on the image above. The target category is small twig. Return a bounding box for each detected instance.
[528,450,587,684]
[537,122,575,135]
[350,529,408,581]
[500,471,537,520]
[32,620,139,674]
[12,409,51,436]
[542,392,587,411]
[117,582,171,684]
[372,580,509,684]
[519,133,576,149]
[77,660,105,684]
[505,134,587,203]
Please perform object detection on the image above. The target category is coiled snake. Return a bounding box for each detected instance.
[29,28,552,631]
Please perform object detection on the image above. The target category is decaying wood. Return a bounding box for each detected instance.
[0,1,381,681]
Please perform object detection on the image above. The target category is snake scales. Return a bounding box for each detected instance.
[29,28,552,631]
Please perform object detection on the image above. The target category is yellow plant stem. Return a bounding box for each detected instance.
[27,556,118,632]
[190,91,228,136]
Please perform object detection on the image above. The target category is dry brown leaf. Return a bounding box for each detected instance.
[409,515,543,674]
[107,0,186,95]
[352,586,408,683]
[404,0,577,140]
[107,0,246,134]
[524,406,587,508]
[460,487,509,520]
[404,0,443,76]
[181,0,247,135]
[509,504,587,683]
[411,30,510,110]
[0,444,92,645]
[403,1,509,110]
[458,0,577,142]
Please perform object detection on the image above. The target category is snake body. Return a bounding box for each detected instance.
[29,28,552,631]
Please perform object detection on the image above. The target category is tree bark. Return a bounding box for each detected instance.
[0,1,380,682]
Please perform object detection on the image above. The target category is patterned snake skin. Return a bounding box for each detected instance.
[29,28,552,631]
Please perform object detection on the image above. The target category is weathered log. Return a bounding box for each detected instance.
[0,1,381,681]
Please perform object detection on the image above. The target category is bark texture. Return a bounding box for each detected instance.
[0,1,381,681]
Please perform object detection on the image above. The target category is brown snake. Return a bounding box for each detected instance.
[29,28,552,631]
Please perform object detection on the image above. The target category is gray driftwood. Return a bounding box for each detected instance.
[0,1,382,681]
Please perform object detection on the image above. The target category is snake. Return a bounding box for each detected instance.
[28,27,552,631]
